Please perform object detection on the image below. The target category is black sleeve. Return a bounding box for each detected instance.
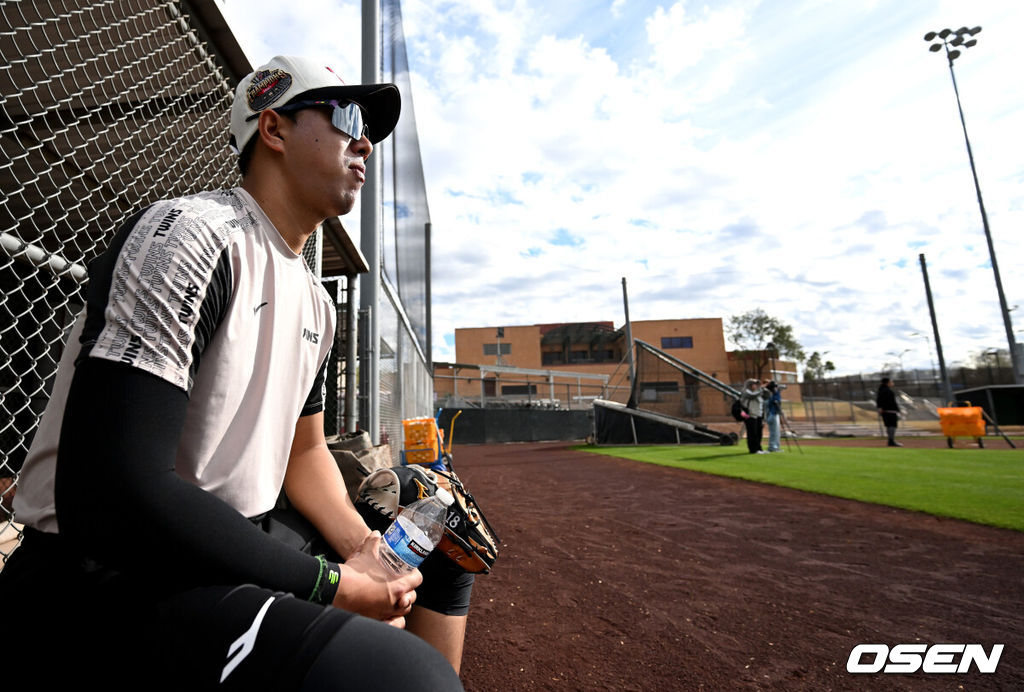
[54,357,338,603]
[300,345,331,417]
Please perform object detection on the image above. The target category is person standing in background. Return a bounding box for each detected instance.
[740,378,769,454]
[764,381,782,453]
[876,377,903,447]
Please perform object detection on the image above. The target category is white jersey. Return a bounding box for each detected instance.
[15,188,336,531]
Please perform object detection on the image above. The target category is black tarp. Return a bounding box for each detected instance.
[592,400,733,445]
[436,408,592,445]
[954,385,1024,426]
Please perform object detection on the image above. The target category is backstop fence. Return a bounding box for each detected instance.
[628,340,952,438]
[376,0,434,450]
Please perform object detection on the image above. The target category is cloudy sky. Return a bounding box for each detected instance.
[219,0,1023,376]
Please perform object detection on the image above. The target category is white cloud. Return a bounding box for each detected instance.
[645,1,753,78]
[219,0,1024,375]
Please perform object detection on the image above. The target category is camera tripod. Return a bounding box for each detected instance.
[778,411,803,454]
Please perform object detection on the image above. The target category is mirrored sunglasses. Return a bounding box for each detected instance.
[247,99,368,141]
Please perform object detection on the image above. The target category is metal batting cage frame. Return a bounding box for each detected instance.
[1,0,434,563]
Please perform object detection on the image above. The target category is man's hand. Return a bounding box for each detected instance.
[333,531,421,628]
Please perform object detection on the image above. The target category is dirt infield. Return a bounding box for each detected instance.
[454,442,1024,690]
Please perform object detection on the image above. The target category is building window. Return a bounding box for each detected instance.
[661,336,693,349]
[542,351,564,366]
[569,350,590,363]
[483,343,511,356]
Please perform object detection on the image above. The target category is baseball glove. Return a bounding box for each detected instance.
[355,461,499,574]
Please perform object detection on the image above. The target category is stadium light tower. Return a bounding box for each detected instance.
[888,349,911,375]
[909,331,936,379]
[923,26,1022,384]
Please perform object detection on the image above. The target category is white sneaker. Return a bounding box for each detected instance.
[756,450,768,454]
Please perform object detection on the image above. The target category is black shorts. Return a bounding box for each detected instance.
[0,529,464,690]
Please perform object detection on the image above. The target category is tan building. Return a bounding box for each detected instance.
[435,318,758,418]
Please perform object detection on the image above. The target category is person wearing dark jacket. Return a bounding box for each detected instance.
[876,377,902,447]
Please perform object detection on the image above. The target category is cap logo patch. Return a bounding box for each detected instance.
[247,69,292,111]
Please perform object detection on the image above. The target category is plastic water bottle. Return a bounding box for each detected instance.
[378,488,455,575]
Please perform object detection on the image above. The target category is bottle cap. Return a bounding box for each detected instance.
[435,488,454,507]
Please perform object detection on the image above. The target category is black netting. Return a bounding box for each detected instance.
[380,0,429,353]
[632,340,738,423]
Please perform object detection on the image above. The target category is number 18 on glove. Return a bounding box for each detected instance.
[378,488,454,575]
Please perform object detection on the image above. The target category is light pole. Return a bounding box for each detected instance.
[888,349,911,376]
[924,27,1022,384]
[910,331,937,380]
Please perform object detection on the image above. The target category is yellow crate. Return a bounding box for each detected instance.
[404,448,438,465]
[403,418,438,445]
[403,418,440,463]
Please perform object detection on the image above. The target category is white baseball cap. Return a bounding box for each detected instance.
[229,55,401,153]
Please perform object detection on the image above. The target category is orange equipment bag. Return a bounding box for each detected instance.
[937,405,985,439]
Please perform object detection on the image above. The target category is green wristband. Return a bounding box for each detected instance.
[308,555,341,605]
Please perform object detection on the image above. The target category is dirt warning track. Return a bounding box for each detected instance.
[453,442,1024,691]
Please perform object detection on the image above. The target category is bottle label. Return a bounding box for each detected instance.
[383,515,431,568]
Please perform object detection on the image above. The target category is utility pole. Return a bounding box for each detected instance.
[621,277,635,388]
[919,254,953,403]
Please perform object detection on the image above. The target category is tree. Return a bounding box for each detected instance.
[803,351,836,380]
[964,347,1013,384]
[726,309,806,380]
[964,347,1010,370]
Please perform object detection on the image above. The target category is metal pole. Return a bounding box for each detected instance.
[425,221,432,367]
[622,277,635,386]
[943,42,1022,383]
[344,275,359,433]
[919,254,954,403]
[360,0,382,442]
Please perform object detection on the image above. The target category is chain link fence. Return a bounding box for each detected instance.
[377,282,431,454]
[631,339,736,422]
[1,0,244,560]
[433,364,621,411]
[627,342,954,438]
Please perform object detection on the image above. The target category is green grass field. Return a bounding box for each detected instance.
[579,444,1024,532]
